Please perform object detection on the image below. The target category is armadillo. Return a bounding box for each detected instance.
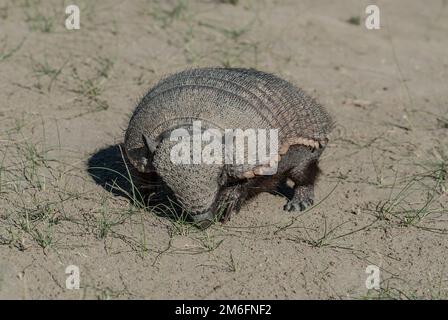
[124,67,333,228]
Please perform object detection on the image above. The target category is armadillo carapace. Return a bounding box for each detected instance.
[125,67,333,229]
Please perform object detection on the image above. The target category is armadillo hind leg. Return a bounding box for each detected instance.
[284,184,315,212]
[281,145,322,212]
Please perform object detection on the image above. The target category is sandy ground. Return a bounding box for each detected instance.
[0,0,447,299]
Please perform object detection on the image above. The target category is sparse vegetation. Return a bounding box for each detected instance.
[147,0,190,28]
[24,6,54,33]
[365,148,447,228]
[347,16,361,26]
[219,0,239,5]
[31,56,67,92]
[0,38,25,62]
[69,57,115,113]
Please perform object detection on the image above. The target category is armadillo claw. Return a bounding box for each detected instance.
[283,198,314,212]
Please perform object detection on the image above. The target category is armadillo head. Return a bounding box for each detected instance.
[152,138,223,226]
[125,119,227,227]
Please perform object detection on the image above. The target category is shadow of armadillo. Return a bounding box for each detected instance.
[86,144,182,221]
[87,144,130,199]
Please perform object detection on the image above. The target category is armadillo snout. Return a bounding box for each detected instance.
[124,145,154,173]
[190,210,215,229]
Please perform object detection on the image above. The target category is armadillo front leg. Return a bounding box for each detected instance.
[283,147,321,212]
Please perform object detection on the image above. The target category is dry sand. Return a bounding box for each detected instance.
[0,0,447,299]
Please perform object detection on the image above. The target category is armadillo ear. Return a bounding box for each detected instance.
[142,134,157,153]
